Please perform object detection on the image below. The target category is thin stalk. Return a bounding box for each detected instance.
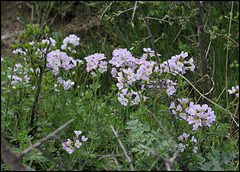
[225,1,234,106]
[136,1,161,68]
[5,68,14,120]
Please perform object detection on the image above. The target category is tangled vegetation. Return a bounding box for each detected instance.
[1,1,239,171]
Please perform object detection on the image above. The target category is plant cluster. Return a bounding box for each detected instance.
[1,1,239,170]
[62,130,88,154]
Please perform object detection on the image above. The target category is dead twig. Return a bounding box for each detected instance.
[213,32,239,47]
[173,22,187,42]
[25,2,34,20]
[111,125,135,171]
[137,1,160,68]
[1,30,25,41]
[182,34,199,45]
[109,7,135,20]
[111,157,121,171]
[100,2,114,20]
[176,1,193,10]
[131,1,138,25]
[146,109,177,152]
[135,141,178,171]
[96,154,125,161]
[18,117,76,158]
[37,147,71,171]
[146,16,173,25]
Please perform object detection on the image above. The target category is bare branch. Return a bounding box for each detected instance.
[146,109,177,153]
[213,32,239,47]
[1,138,28,171]
[37,147,72,171]
[109,7,135,20]
[182,34,199,45]
[137,1,160,68]
[96,154,125,161]
[18,117,76,158]
[100,2,114,20]
[111,125,135,171]
[135,141,178,171]
[111,157,121,171]
[205,31,215,60]
[131,1,138,25]
[145,16,172,25]
[166,8,199,21]
[176,1,193,10]
[173,22,187,42]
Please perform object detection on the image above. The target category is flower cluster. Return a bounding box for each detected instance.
[109,48,157,106]
[62,130,88,154]
[84,53,108,77]
[61,34,80,53]
[12,37,57,57]
[170,98,216,130]
[54,77,75,91]
[36,37,57,56]
[149,51,195,97]
[177,133,198,153]
[12,48,26,55]
[143,47,161,57]
[46,49,83,75]
[155,51,195,75]
[82,48,196,106]
[228,85,239,98]
[148,78,178,96]
[7,63,30,89]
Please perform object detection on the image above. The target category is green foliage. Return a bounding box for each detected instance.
[1,1,239,171]
[187,149,238,171]
[126,119,177,170]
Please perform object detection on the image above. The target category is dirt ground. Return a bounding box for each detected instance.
[1,1,29,56]
[1,1,102,57]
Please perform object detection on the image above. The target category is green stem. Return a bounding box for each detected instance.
[5,68,14,120]
[81,136,94,170]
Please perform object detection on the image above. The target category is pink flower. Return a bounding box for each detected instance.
[178,143,186,152]
[74,140,82,148]
[74,130,82,137]
[66,146,75,154]
[81,135,88,142]
[62,142,68,149]
[91,72,97,77]
[179,113,187,120]
[193,146,198,153]
[176,105,182,112]
[190,136,197,143]
[169,102,175,109]
[166,85,176,96]
[66,139,72,145]
[118,94,128,106]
